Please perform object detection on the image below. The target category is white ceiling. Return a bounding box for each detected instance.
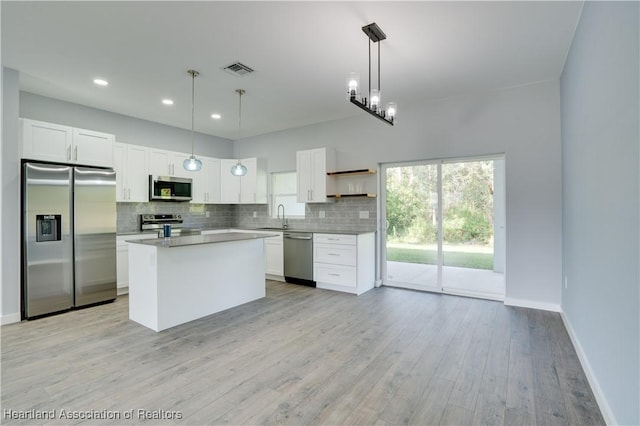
[2,1,583,140]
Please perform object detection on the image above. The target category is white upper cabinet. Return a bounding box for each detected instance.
[148,149,193,178]
[21,118,114,167]
[220,159,242,203]
[192,156,221,204]
[240,157,268,204]
[297,147,335,203]
[72,128,114,167]
[220,157,267,204]
[148,149,171,176]
[171,152,193,179]
[113,142,149,202]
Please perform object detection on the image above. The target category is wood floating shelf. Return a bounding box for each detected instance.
[327,169,377,176]
[327,193,377,198]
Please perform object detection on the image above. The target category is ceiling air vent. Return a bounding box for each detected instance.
[223,62,254,76]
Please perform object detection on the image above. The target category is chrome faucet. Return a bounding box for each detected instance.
[277,204,288,229]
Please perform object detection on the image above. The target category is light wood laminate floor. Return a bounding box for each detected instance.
[2,281,604,425]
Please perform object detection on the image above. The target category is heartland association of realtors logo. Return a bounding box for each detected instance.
[3,408,183,421]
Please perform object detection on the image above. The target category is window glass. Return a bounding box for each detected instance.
[272,172,305,217]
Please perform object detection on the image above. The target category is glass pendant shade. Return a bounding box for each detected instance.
[184,156,202,171]
[231,161,247,176]
[347,72,359,99]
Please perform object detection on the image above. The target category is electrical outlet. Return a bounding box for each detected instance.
[359,211,369,219]
[205,211,210,218]
[253,211,257,218]
[319,211,325,218]
[564,276,568,289]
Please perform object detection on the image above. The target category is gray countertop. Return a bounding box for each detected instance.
[237,227,375,235]
[126,231,279,248]
[118,227,375,237]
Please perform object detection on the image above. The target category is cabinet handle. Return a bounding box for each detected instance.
[329,273,341,277]
[127,188,131,200]
[74,146,78,161]
[254,193,256,203]
[67,146,71,160]
[328,253,340,256]
[122,188,126,199]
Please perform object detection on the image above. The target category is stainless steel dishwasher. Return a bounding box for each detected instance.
[283,231,315,287]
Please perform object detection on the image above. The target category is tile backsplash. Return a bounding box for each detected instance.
[117,202,235,233]
[117,198,377,234]
[235,198,377,232]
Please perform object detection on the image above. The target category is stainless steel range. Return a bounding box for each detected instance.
[140,213,189,236]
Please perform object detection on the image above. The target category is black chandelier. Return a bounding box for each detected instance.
[347,22,397,125]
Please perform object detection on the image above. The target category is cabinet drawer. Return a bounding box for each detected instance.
[313,233,356,245]
[314,264,356,287]
[314,243,356,266]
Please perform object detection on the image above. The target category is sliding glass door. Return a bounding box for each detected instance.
[381,156,505,300]
[382,163,440,292]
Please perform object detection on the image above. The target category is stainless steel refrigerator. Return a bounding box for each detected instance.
[22,161,117,319]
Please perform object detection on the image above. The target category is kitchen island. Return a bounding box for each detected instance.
[127,232,276,332]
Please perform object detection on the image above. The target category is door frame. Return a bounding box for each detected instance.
[379,154,506,297]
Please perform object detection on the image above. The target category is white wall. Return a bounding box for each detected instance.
[236,80,563,310]
[560,2,639,425]
[20,92,234,158]
[1,68,21,324]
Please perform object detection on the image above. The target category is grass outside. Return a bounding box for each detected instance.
[387,245,494,270]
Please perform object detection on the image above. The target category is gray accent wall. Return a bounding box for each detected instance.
[236,80,564,310]
[19,92,234,157]
[560,2,639,425]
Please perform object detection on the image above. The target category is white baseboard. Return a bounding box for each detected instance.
[1,312,21,325]
[265,274,285,282]
[503,297,561,312]
[561,312,616,426]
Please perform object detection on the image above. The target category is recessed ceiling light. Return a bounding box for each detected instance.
[211,113,221,119]
[93,78,108,86]
[162,99,174,105]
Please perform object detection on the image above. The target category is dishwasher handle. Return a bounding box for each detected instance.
[284,234,312,240]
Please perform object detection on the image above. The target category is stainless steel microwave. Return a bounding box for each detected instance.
[149,175,192,201]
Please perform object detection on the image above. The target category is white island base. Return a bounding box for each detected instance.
[128,234,269,332]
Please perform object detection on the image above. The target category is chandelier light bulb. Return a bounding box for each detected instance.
[386,102,397,122]
[347,72,360,98]
[370,89,380,110]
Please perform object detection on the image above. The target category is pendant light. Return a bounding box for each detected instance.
[230,89,248,176]
[347,23,396,125]
[183,69,203,172]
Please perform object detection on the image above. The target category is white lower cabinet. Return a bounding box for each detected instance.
[116,234,158,294]
[313,232,375,295]
[264,233,284,279]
